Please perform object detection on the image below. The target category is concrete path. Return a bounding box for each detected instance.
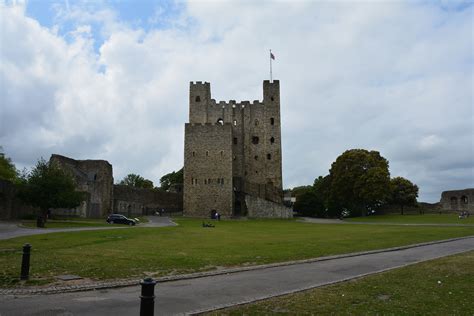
[1,237,473,316]
[0,216,175,240]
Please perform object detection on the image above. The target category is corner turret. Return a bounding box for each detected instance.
[189,81,211,123]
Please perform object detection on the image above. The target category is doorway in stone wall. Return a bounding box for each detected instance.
[450,197,458,211]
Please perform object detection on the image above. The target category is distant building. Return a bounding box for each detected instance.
[183,80,291,218]
[440,188,474,212]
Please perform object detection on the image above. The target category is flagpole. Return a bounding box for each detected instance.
[269,49,273,83]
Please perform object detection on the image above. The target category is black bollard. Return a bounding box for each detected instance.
[20,243,31,280]
[140,277,157,316]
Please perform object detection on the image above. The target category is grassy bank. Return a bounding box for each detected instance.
[213,251,474,315]
[345,214,474,224]
[0,218,472,287]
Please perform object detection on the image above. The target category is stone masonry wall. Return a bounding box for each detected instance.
[245,194,293,218]
[0,179,39,219]
[440,188,474,212]
[184,123,233,217]
[113,185,182,216]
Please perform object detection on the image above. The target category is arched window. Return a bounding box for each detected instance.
[461,196,468,204]
[267,153,271,160]
[270,117,275,125]
[206,151,209,157]
[252,136,259,144]
[255,119,259,126]
[233,119,237,126]
[195,96,201,102]
[270,137,275,144]
[217,118,224,125]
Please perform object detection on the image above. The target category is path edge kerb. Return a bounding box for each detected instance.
[1,235,473,295]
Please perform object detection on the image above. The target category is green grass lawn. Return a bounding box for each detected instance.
[345,213,474,225]
[212,251,474,315]
[0,218,472,287]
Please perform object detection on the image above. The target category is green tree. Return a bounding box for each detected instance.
[293,187,326,218]
[18,158,85,227]
[0,148,18,182]
[328,149,391,217]
[160,168,183,191]
[119,174,154,189]
[390,176,419,215]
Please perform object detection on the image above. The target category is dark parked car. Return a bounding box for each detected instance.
[106,214,136,226]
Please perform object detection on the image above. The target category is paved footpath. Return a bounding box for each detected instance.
[0,216,175,240]
[1,237,473,316]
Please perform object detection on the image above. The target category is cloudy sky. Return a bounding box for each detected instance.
[1,0,473,202]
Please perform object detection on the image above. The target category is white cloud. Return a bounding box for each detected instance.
[0,1,472,201]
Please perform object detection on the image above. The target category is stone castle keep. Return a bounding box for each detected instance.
[183,80,292,218]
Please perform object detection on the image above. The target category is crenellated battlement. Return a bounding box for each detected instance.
[263,79,279,85]
[209,99,263,109]
[190,81,210,86]
[186,122,232,127]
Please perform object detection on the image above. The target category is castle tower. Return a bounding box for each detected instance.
[183,80,290,218]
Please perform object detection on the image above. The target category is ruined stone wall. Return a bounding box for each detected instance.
[184,81,284,217]
[50,154,113,218]
[183,123,233,217]
[245,194,292,218]
[0,179,38,219]
[113,185,182,216]
[440,189,474,212]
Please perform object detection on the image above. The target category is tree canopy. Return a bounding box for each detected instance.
[328,149,391,217]
[159,168,183,191]
[289,149,419,219]
[119,173,154,189]
[0,148,18,182]
[18,158,85,222]
[389,176,419,215]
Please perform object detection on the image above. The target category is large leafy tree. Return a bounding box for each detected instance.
[293,187,326,218]
[389,177,419,215]
[291,177,331,218]
[18,158,85,226]
[0,148,18,182]
[328,149,391,217]
[159,168,183,191]
[119,174,154,189]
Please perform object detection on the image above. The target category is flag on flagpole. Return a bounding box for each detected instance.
[270,52,275,60]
